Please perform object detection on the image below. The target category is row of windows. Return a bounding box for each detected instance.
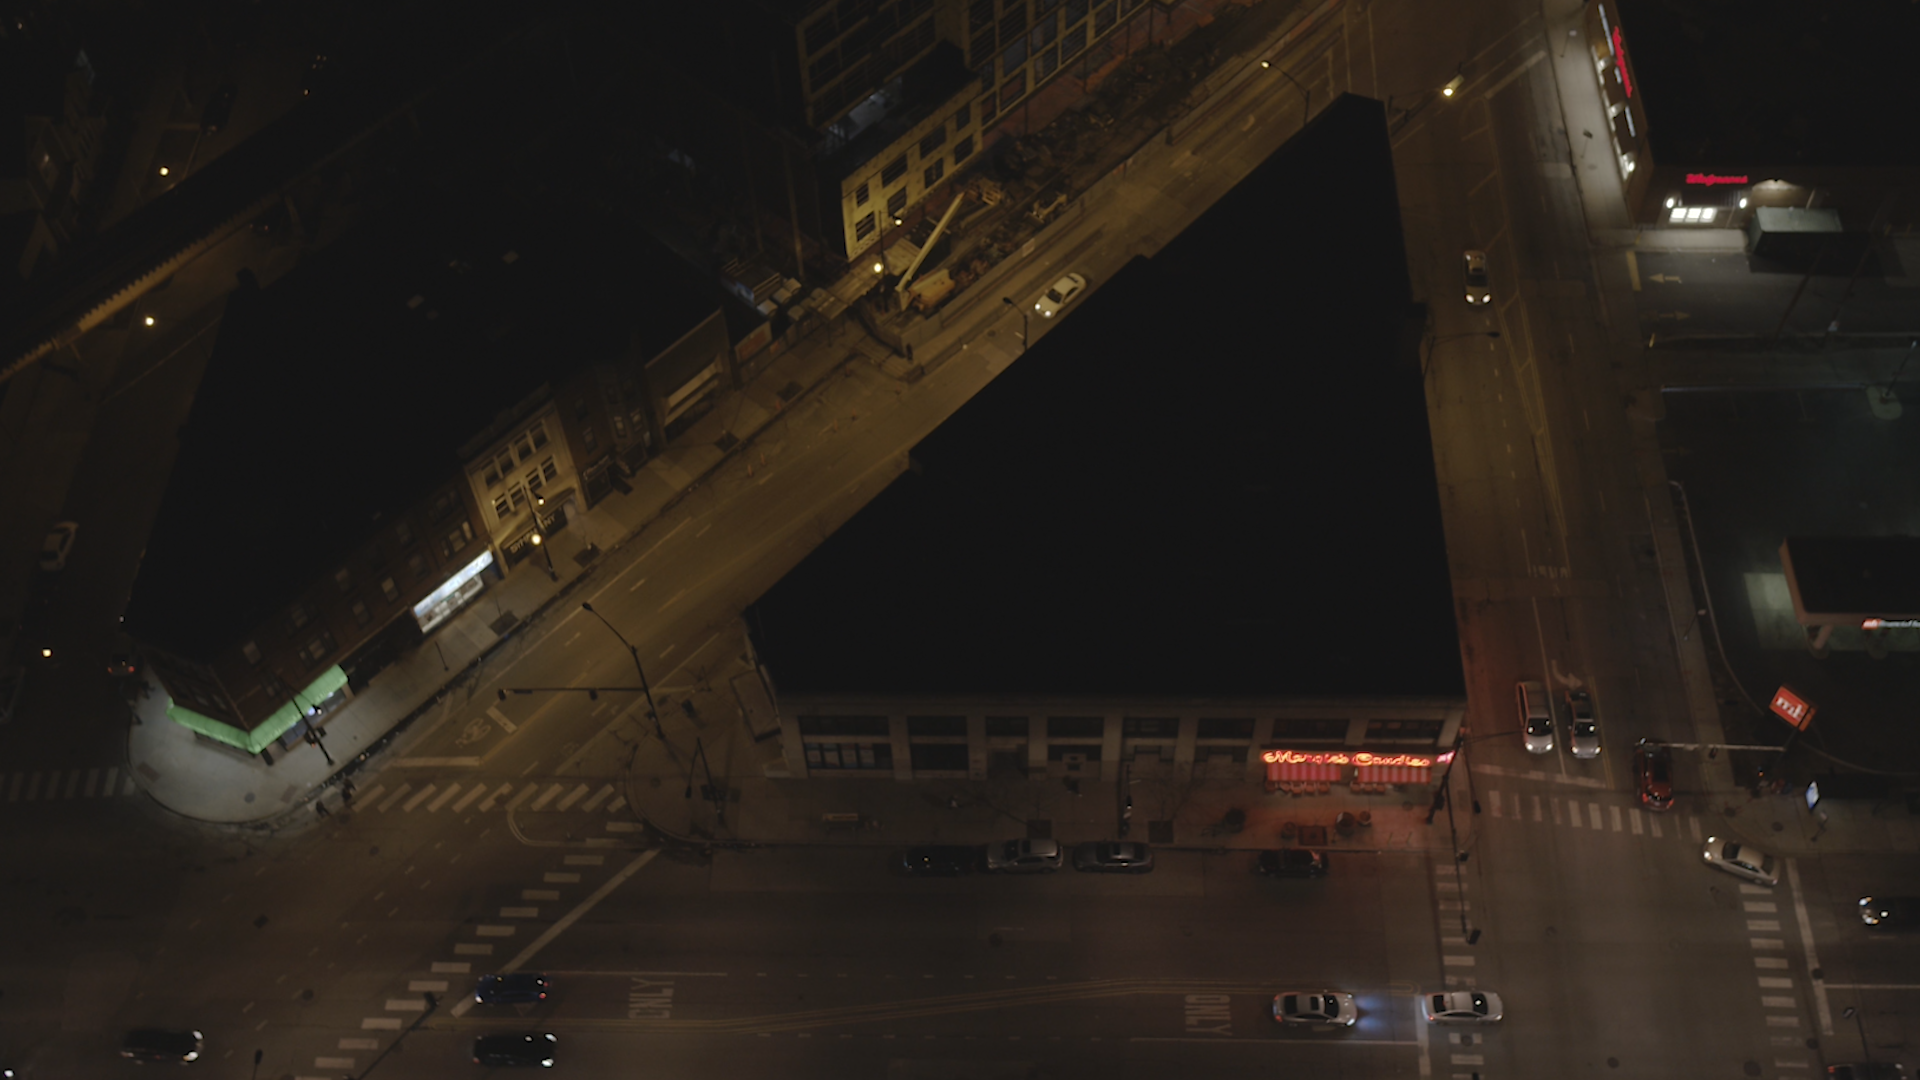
[809,18,938,122]
[803,715,1446,742]
[489,456,560,521]
[849,135,974,244]
[481,421,552,489]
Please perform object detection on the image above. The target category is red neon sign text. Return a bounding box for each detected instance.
[1685,173,1748,186]
[1863,618,1920,629]
[1261,749,1435,768]
[1611,26,1633,99]
[1768,685,1815,731]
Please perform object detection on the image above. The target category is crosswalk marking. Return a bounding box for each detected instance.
[453,944,493,955]
[360,1018,402,1031]
[506,786,538,812]
[1488,790,1502,818]
[1650,814,1663,838]
[607,796,627,813]
[1587,802,1602,829]
[477,783,512,812]
[1629,808,1643,835]
[403,785,438,812]
[1760,996,1797,1009]
[1609,805,1623,832]
[544,872,581,884]
[1764,1015,1800,1028]
[1758,977,1793,989]
[1748,920,1781,932]
[1550,798,1563,825]
[1689,816,1702,841]
[475,925,515,938]
[358,785,388,807]
[581,785,614,811]
[529,784,566,811]
[1755,957,1789,970]
[428,784,463,812]
[314,1056,356,1068]
[1751,938,1784,950]
[376,784,412,812]
[1530,794,1542,821]
[431,962,471,974]
[0,767,145,804]
[105,767,120,794]
[1744,901,1778,913]
[452,785,487,813]
[24,773,42,800]
[555,784,590,811]
[1442,955,1475,967]
[385,999,426,1012]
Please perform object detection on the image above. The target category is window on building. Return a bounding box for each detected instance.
[407,552,427,580]
[242,641,262,665]
[428,489,460,524]
[1001,71,1025,105]
[1272,717,1351,742]
[1066,0,1087,25]
[1038,0,1059,13]
[969,0,994,27]
[380,577,400,602]
[908,716,967,737]
[980,90,997,119]
[1122,716,1179,738]
[1047,716,1104,738]
[855,182,870,206]
[923,159,944,187]
[881,155,908,185]
[1047,742,1102,761]
[855,212,877,240]
[1001,36,1028,71]
[483,461,502,487]
[530,422,548,450]
[441,520,474,559]
[333,567,351,592]
[1095,2,1116,34]
[809,50,841,88]
[804,13,838,54]
[298,631,336,669]
[1197,717,1255,740]
[1062,21,1086,59]
[525,467,545,495]
[288,601,312,631]
[970,26,997,63]
[1669,206,1715,224]
[508,482,528,509]
[1033,15,1057,47]
[798,715,889,737]
[919,126,947,157]
[1036,43,1057,79]
[999,6,1028,41]
[350,599,371,626]
[887,187,907,217]
[492,492,512,519]
[540,456,558,482]
[953,102,971,129]
[513,434,533,461]
[804,741,894,770]
[1365,719,1445,743]
[953,135,974,162]
[985,716,1028,737]
[395,521,413,546]
[910,743,969,771]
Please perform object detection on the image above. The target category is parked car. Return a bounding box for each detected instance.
[1565,690,1600,759]
[1272,990,1357,1026]
[895,845,980,876]
[1858,895,1920,929]
[1071,841,1154,874]
[1516,680,1553,755]
[1033,272,1086,318]
[1827,1065,1908,1080]
[1255,849,1328,878]
[1423,990,1504,1024]
[984,838,1063,873]
[1633,739,1674,811]
[120,1029,203,1063]
[1702,835,1779,887]
[39,521,77,572]
[471,1033,556,1067]
[1463,250,1491,305]
[474,973,550,1004]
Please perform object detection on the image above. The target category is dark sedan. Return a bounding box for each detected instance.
[120,1030,203,1063]
[1256,849,1328,878]
[1858,895,1920,929]
[894,845,980,876]
[472,1033,556,1068]
[474,973,551,1004]
[1072,841,1154,873]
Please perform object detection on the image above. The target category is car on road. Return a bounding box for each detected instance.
[1423,990,1504,1024]
[1564,689,1600,759]
[1071,841,1154,873]
[984,838,1063,873]
[1033,272,1086,318]
[1702,835,1779,887]
[1272,990,1357,1026]
[1633,739,1674,811]
[895,845,981,876]
[121,1029,203,1063]
[39,521,77,572]
[475,973,551,1004]
[1827,1065,1908,1080]
[1463,249,1491,305]
[1858,895,1920,929]
[471,1033,557,1068]
[1255,849,1328,878]
[1516,680,1552,755]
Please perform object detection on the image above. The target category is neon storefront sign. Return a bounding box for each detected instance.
[1611,26,1633,98]
[1261,749,1436,768]
[1685,173,1749,186]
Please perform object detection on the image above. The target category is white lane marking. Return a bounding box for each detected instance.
[450,851,660,1019]
[1752,938,1784,950]
[628,576,648,593]
[607,821,642,833]
[376,784,411,812]
[1551,798,1563,826]
[1745,901,1779,913]
[338,1039,380,1050]
[1609,805,1623,832]
[1755,957,1789,969]
[475,926,515,938]
[1749,920,1782,932]
[357,785,387,807]
[1588,802,1602,829]
[529,784,565,811]
[581,785,614,811]
[453,944,494,955]
[1650,814,1663,838]
[1757,977,1793,989]
[431,962,471,974]
[522,890,560,901]
[486,706,518,734]
[452,785,487,813]
[555,784,591,811]
[1414,995,1431,1078]
[1488,790,1502,817]
[607,796,628,813]
[1629,809,1644,835]
[1688,816,1702,841]
[501,907,538,918]
[544,872,581,884]
[478,783,513,812]
[85,768,101,797]
[407,981,448,992]
[360,1019,401,1031]
[1451,1054,1485,1066]
[1786,858,1833,1036]
[564,854,605,866]
[1531,794,1542,822]
[505,786,537,812]
[1761,996,1797,1009]
[402,785,437,812]
[1765,1015,1801,1027]
[385,999,426,1012]
[1823,982,1920,990]
[65,770,81,797]
[428,784,462,812]
[1442,955,1475,967]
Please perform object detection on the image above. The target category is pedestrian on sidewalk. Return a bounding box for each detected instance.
[315,801,330,819]
[341,778,356,805]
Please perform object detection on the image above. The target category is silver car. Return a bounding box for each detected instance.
[1071,841,1154,873]
[985,838,1064,873]
[1702,836,1779,887]
[1565,690,1600,760]
[1517,680,1553,755]
[1034,272,1086,318]
[1463,250,1491,305]
[1423,989,1504,1024]
[1273,991,1357,1026]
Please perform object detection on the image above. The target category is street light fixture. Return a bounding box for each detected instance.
[580,602,664,741]
[1001,296,1028,355]
[684,736,726,827]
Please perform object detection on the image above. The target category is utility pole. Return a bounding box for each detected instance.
[581,602,664,741]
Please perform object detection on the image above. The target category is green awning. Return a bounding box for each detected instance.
[165,665,349,754]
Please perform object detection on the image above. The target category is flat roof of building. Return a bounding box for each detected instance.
[1614,0,1920,168]
[125,184,718,660]
[1783,536,1920,617]
[750,94,1463,700]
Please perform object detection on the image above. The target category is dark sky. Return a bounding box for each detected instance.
[751,93,1462,700]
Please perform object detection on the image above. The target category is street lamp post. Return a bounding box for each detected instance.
[290,688,336,767]
[684,736,726,827]
[580,602,664,741]
[1001,296,1028,354]
[1261,61,1311,125]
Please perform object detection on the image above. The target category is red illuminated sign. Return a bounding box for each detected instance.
[1685,173,1749,186]
[1769,686,1816,731]
[1863,618,1920,629]
[1260,749,1436,768]
[1611,26,1633,98]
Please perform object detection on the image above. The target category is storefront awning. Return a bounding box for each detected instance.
[165,664,349,754]
[1354,764,1432,785]
[1266,760,1344,783]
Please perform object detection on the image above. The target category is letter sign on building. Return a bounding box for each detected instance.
[1768,685,1815,731]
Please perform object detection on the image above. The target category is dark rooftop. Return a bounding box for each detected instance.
[124,186,720,660]
[749,94,1463,700]
[1782,536,1920,617]
[1615,0,1920,167]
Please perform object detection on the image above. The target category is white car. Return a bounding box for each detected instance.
[1702,836,1779,887]
[984,838,1063,873]
[1517,680,1553,755]
[1033,272,1086,318]
[1272,991,1357,1026]
[39,521,77,572]
[1565,689,1600,760]
[1463,250,1490,305]
[1423,989,1504,1024]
